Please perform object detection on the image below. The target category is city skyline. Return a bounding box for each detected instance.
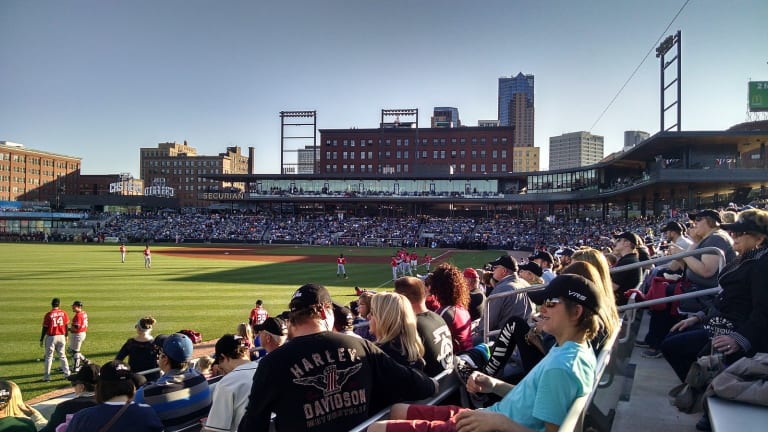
[1,0,766,177]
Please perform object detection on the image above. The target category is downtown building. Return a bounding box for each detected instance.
[140,141,252,207]
[549,131,604,170]
[0,141,81,205]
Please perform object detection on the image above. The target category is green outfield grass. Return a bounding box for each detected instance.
[0,243,505,401]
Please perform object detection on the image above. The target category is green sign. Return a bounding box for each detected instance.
[749,81,768,112]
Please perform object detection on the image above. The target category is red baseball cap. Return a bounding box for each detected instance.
[463,268,478,279]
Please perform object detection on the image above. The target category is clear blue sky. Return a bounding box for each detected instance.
[1,0,766,176]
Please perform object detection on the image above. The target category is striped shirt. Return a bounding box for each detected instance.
[134,368,212,429]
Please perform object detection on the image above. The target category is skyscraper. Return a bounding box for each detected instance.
[549,132,604,170]
[498,73,535,148]
[431,107,460,128]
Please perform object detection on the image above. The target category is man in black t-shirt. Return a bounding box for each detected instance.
[612,231,643,305]
[238,284,437,432]
[394,276,455,376]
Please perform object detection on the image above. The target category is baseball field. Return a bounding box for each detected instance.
[0,242,505,401]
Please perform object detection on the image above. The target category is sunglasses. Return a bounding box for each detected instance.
[729,232,747,238]
[543,298,562,308]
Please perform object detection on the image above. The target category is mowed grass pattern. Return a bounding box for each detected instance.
[0,243,504,401]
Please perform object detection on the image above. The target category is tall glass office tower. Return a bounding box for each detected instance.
[498,73,535,147]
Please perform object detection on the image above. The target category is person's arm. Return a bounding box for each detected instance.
[466,371,514,398]
[115,340,129,361]
[238,361,274,432]
[454,409,539,432]
[681,253,720,278]
[40,326,47,346]
[730,255,768,354]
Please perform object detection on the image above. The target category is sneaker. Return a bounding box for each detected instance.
[634,339,650,348]
[453,356,478,387]
[641,349,663,359]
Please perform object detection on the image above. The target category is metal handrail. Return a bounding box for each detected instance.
[479,246,728,344]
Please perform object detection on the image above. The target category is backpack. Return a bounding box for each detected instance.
[179,329,202,344]
[646,276,684,315]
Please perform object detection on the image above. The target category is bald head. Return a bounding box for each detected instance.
[394,276,426,304]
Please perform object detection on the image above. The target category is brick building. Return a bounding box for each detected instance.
[0,141,81,205]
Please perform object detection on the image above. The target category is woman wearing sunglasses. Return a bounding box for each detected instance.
[369,273,610,432]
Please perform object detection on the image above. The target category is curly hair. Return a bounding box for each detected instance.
[429,263,469,309]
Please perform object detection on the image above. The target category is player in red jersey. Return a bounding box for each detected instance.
[143,245,151,268]
[336,253,348,278]
[424,254,432,272]
[40,298,70,381]
[119,243,127,263]
[69,300,88,372]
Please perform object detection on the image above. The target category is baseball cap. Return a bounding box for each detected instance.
[689,209,722,224]
[0,382,10,405]
[529,251,554,264]
[213,334,247,363]
[519,261,543,277]
[559,247,575,257]
[289,284,332,312]
[332,303,354,329]
[51,298,60,307]
[721,209,768,236]
[463,268,479,279]
[661,221,684,233]
[527,274,600,314]
[67,362,100,385]
[99,360,145,387]
[613,231,641,247]
[162,333,194,363]
[72,300,83,307]
[254,317,288,336]
[489,255,518,272]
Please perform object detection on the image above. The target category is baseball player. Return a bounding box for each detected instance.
[391,255,399,281]
[69,300,88,372]
[336,253,348,279]
[409,251,418,275]
[143,245,151,268]
[424,253,432,272]
[119,243,127,263]
[40,298,70,381]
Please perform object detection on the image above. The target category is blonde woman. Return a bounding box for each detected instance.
[0,380,46,431]
[369,292,426,370]
[572,247,620,322]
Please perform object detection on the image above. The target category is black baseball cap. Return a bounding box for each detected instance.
[613,231,641,247]
[289,284,332,312]
[559,247,575,257]
[213,334,247,363]
[67,362,100,385]
[529,251,554,264]
[689,209,722,224]
[254,317,288,336]
[98,360,145,388]
[519,261,543,277]
[72,300,83,307]
[661,221,684,233]
[721,209,768,236]
[489,255,518,272]
[51,298,60,307]
[528,274,600,314]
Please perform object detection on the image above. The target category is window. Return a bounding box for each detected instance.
[472,150,477,158]
[440,150,446,159]
[501,150,507,158]
[460,150,466,158]
[472,164,477,172]
[492,150,498,158]
[451,150,457,158]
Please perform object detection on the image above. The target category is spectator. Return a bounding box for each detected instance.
[529,251,556,282]
[195,356,215,380]
[134,333,212,430]
[667,209,736,313]
[371,274,608,432]
[661,221,693,251]
[661,208,768,381]
[558,247,575,267]
[353,291,375,341]
[478,255,532,337]
[463,268,486,322]
[65,360,163,432]
[394,276,455,376]
[430,264,473,352]
[203,335,259,432]
[611,231,643,305]
[40,362,100,432]
[518,261,544,285]
[332,303,360,337]
[235,322,257,360]
[237,283,437,432]
[0,380,45,430]
[571,247,619,327]
[115,316,160,382]
[0,380,35,432]
[369,292,426,370]
[253,317,288,354]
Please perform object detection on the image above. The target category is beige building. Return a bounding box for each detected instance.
[513,146,540,172]
[549,132,604,170]
[140,141,251,207]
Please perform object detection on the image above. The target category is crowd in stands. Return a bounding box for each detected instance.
[10,205,768,431]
